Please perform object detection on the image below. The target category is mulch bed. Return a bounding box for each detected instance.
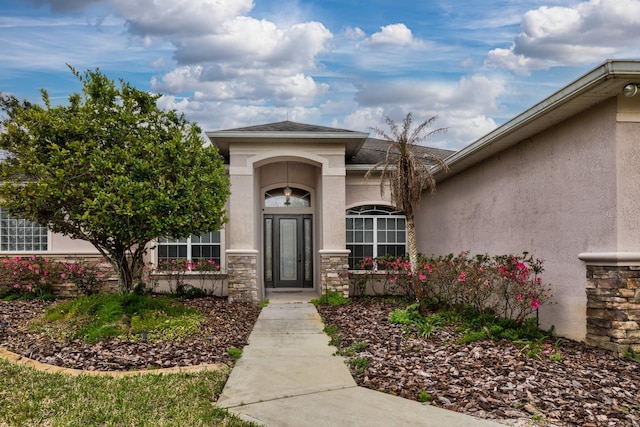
[317,298,640,427]
[2,296,640,426]
[0,297,260,371]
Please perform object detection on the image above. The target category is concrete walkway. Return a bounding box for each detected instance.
[217,291,504,427]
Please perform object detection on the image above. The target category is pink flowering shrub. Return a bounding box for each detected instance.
[60,259,113,296]
[0,256,61,298]
[353,252,553,323]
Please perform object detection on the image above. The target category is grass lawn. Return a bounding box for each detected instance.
[0,358,256,427]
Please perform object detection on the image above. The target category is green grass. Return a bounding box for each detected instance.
[0,358,256,427]
[33,294,204,343]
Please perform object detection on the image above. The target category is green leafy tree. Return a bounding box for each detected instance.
[365,113,448,276]
[0,68,230,293]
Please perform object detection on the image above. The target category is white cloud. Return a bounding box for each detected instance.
[343,26,365,41]
[346,74,506,149]
[365,23,422,48]
[485,0,640,74]
[112,0,255,36]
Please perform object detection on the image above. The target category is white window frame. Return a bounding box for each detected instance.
[157,231,222,264]
[346,205,406,269]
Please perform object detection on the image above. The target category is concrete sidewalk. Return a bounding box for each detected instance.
[217,291,504,427]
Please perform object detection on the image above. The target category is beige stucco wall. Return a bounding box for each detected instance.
[31,233,99,256]
[345,171,394,208]
[417,98,621,341]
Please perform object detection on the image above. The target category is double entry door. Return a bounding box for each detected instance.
[264,214,313,288]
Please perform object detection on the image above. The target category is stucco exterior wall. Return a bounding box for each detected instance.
[46,234,99,254]
[417,99,619,340]
[345,171,393,208]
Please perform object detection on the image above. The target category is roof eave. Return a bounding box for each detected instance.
[433,59,640,180]
[207,130,370,158]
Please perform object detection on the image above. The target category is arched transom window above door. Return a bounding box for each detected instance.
[265,187,311,208]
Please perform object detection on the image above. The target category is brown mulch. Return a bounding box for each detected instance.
[317,298,640,427]
[1,297,639,426]
[0,297,260,371]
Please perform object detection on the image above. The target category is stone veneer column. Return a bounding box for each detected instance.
[226,250,258,303]
[319,250,350,297]
[584,264,640,354]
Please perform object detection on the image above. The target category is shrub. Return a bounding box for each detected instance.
[152,258,222,296]
[357,251,553,323]
[60,259,112,296]
[0,256,61,299]
[37,294,203,343]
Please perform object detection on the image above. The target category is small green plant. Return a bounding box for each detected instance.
[337,340,367,357]
[323,324,342,347]
[625,349,640,361]
[258,299,269,308]
[417,390,432,403]
[347,356,369,375]
[227,347,242,361]
[531,411,546,424]
[311,290,349,306]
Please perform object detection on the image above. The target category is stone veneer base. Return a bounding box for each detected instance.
[320,251,350,297]
[226,251,258,303]
[585,264,640,354]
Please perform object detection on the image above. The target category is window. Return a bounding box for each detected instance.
[157,231,221,264]
[0,207,48,252]
[265,187,311,208]
[346,205,406,269]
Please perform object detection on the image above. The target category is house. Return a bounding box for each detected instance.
[2,59,640,352]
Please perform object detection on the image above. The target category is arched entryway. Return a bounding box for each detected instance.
[260,161,317,291]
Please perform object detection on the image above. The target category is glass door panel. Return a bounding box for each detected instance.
[279,218,298,281]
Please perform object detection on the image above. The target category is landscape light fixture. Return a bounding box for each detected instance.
[622,83,639,97]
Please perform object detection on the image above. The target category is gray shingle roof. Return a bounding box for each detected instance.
[209,121,456,165]
[218,120,359,134]
[348,138,455,165]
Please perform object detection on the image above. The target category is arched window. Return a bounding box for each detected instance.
[345,205,406,269]
[265,187,311,208]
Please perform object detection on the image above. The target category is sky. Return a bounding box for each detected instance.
[1,0,640,150]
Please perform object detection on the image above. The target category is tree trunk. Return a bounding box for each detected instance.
[406,212,420,301]
[406,212,418,274]
[110,248,145,293]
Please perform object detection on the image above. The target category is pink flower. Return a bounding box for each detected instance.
[13,283,19,289]
[457,272,466,282]
[531,299,541,310]
[516,294,523,302]
[26,284,32,291]
[60,273,66,279]
[419,274,427,281]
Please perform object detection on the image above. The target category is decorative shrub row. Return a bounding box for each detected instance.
[0,256,111,298]
[148,258,223,297]
[350,252,552,322]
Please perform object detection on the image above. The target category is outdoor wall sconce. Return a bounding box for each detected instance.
[622,83,639,97]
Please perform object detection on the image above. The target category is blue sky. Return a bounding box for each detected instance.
[1,0,640,149]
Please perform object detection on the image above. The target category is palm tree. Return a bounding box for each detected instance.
[365,113,449,277]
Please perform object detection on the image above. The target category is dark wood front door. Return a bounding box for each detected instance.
[264,214,312,288]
